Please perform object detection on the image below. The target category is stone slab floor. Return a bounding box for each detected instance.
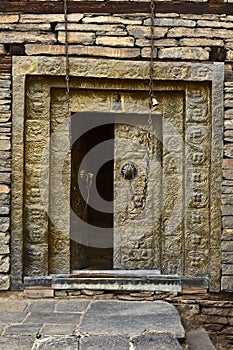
[0,297,185,349]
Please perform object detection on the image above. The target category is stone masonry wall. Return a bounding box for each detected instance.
[0,72,11,290]
[0,2,233,291]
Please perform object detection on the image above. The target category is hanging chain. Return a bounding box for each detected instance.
[128,0,155,206]
[144,0,155,200]
[64,0,71,118]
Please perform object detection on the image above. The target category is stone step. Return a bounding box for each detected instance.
[79,300,185,339]
[186,328,217,350]
[35,334,183,350]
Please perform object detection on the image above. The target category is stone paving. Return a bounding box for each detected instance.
[0,298,185,349]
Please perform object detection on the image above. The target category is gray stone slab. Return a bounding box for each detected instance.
[0,301,28,312]
[0,312,26,323]
[80,335,129,350]
[0,336,35,350]
[186,328,216,350]
[79,301,185,338]
[55,300,89,313]
[40,323,76,336]
[35,336,79,350]
[132,333,183,350]
[24,312,82,325]
[28,301,56,313]
[3,324,42,336]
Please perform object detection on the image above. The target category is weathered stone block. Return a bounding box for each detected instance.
[55,23,126,36]
[20,13,83,23]
[0,255,10,273]
[141,47,157,58]
[25,44,140,58]
[0,23,50,31]
[0,185,10,194]
[83,15,142,25]
[224,144,233,158]
[0,14,19,23]
[224,120,233,129]
[221,241,233,252]
[222,252,233,264]
[127,25,167,39]
[223,169,233,179]
[158,47,209,60]
[0,245,10,255]
[222,276,233,292]
[0,207,9,215]
[0,217,10,232]
[227,50,233,61]
[202,306,233,316]
[58,32,95,45]
[197,19,233,28]
[222,216,233,228]
[225,99,233,108]
[0,32,56,44]
[200,314,228,324]
[0,173,11,185]
[144,18,196,27]
[180,38,224,47]
[136,38,178,47]
[225,108,233,119]
[0,193,10,206]
[0,274,10,290]
[222,264,233,275]
[96,36,134,47]
[0,139,11,151]
[168,27,233,39]
[0,232,10,245]
[223,159,233,169]
[223,229,233,241]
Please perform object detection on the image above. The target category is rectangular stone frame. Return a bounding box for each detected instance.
[11,57,224,291]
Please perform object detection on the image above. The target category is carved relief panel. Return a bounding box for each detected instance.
[12,58,223,292]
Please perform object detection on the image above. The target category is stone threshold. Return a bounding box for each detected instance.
[22,271,209,293]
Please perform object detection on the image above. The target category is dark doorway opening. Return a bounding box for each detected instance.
[70,113,114,270]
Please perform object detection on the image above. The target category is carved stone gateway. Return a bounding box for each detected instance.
[12,57,224,292]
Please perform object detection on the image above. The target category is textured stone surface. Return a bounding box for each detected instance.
[0,255,10,272]
[96,35,134,47]
[0,336,35,350]
[0,275,10,290]
[158,47,209,60]
[0,32,56,44]
[186,328,216,350]
[0,7,230,292]
[221,276,233,292]
[35,336,78,350]
[132,333,182,350]
[25,44,140,58]
[10,57,223,291]
[20,14,83,23]
[79,301,185,338]
[80,335,129,350]
[58,31,95,44]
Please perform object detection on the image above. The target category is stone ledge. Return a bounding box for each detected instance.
[25,44,141,58]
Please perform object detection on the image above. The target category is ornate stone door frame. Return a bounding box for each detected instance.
[11,57,224,291]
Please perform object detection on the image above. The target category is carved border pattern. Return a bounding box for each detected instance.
[12,57,223,291]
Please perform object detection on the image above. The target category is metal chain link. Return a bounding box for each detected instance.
[127,1,155,208]
[63,0,71,119]
[63,0,155,212]
[143,0,155,199]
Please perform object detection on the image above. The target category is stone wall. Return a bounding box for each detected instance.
[0,72,11,290]
[0,2,233,291]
